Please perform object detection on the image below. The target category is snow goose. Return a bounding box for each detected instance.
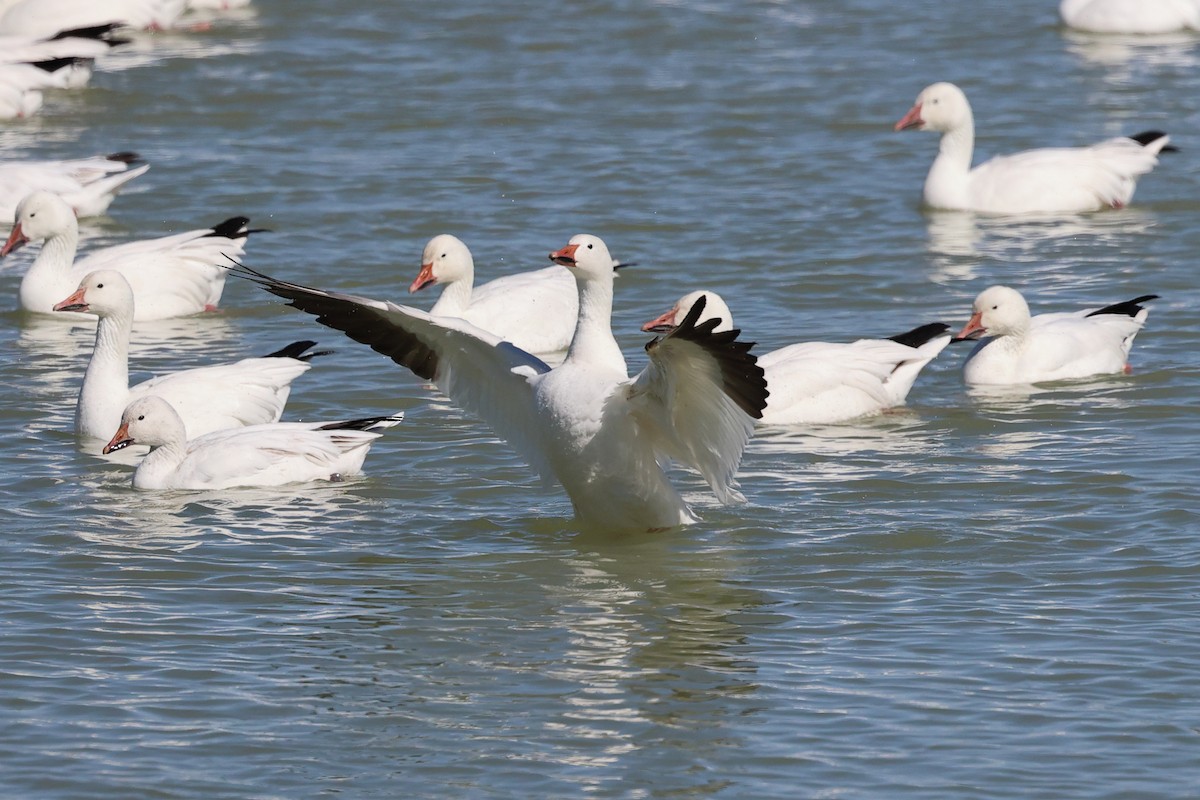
[956,285,1157,385]
[409,233,580,355]
[102,396,401,490]
[643,290,950,425]
[236,234,769,532]
[3,190,258,320]
[0,23,129,64]
[1061,0,1200,33]
[894,82,1173,214]
[0,0,186,37]
[0,152,148,220]
[55,270,321,440]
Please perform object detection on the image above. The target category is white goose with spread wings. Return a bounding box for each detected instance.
[237,234,768,532]
[644,290,951,425]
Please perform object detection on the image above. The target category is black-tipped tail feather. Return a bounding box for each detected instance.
[889,322,950,349]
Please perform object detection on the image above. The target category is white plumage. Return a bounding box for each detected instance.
[643,290,950,425]
[55,270,318,440]
[103,395,401,490]
[409,233,579,355]
[3,190,255,320]
[894,82,1172,214]
[1060,0,1200,33]
[238,234,769,532]
[0,152,148,220]
[956,285,1156,385]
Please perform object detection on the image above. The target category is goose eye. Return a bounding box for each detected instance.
[96,283,104,289]
[137,415,145,421]
[587,243,594,249]
[991,304,999,310]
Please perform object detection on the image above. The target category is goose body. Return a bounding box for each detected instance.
[644,291,950,425]
[1060,0,1200,33]
[3,191,254,320]
[957,285,1156,385]
[0,0,187,37]
[409,234,579,355]
[0,152,148,220]
[103,396,400,490]
[238,234,769,532]
[894,82,1171,214]
[55,271,317,440]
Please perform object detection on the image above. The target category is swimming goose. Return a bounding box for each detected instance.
[103,395,401,490]
[0,152,148,220]
[55,270,320,440]
[894,82,1172,214]
[0,0,186,37]
[3,190,257,320]
[956,285,1156,385]
[1060,0,1200,33]
[236,234,769,532]
[409,233,580,355]
[643,290,950,424]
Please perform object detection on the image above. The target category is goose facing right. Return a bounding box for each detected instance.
[236,234,769,532]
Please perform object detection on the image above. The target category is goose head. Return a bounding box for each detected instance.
[549,234,619,283]
[957,285,1031,340]
[410,233,474,294]
[102,395,185,454]
[642,290,734,333]
[2,190,77,257]
[53,269,135,317]
[895,81,973,134]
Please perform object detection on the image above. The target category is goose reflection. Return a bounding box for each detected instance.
[1064,29,1199,76]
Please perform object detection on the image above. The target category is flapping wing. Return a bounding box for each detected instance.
[232,262,557,481]
[624,296,768,504]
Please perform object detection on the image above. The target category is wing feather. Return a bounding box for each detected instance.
[625,296,767,504]
[232,262,557,481]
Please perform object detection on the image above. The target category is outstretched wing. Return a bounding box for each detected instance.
[623,295,768,504]
[233,262,557,481]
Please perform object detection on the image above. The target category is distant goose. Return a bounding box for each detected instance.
[103,395,401,490]
[956,285,1156,385]
[894,82,1173,214]
[0,0,187,37]
[409,233,580,355]
[1060,0,1200,33]
[0,152,148,220]
[643,290,950,424]
[3,190,258,320]
[236,234,768,532]
[0,23,129,63]
[55,270,320,439]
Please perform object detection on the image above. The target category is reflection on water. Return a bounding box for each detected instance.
[924,208,1158,287]
[1063,30,1199,77]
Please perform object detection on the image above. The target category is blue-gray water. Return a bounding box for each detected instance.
[2,1,1199,797]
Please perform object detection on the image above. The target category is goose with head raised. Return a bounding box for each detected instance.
[237,234,768,533]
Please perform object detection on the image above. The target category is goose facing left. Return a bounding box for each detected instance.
[103,396,401,491]
[236,234,769,532]
[3,190,258,320]
[55,270,321,440]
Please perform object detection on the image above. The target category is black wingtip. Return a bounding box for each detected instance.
[1129,130,1178,152]
[317,414,404,433]
[48,23,123,42]
[261,340,333,361]
[31,56,88,73]
[1085,294,1159,319]
[649,294,770,419]
[888,322,951,349]
[206,217,264,239]
[104,151,143,165]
